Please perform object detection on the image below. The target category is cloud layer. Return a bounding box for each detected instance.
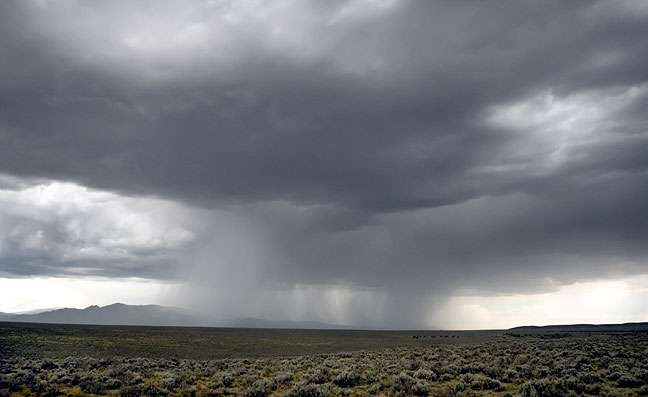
[1,0,647,327]
[0,179,194,279]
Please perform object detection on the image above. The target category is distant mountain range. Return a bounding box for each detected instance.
[509,322,648,331]
[2,304,646,331]
[0,303,348,329]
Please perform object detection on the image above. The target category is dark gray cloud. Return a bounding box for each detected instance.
[1,0,647,326]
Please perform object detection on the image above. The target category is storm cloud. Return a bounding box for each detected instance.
[1,0,647,327]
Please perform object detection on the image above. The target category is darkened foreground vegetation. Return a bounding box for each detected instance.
[1,322,647,396]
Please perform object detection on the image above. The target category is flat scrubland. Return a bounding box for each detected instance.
[1,322,647,396]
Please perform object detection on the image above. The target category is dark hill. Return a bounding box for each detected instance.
[510,322,648,331]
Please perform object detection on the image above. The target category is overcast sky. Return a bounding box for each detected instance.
[1,0,647,329]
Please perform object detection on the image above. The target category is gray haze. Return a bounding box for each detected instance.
[0,303,349,329]
[1,0,647,328]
